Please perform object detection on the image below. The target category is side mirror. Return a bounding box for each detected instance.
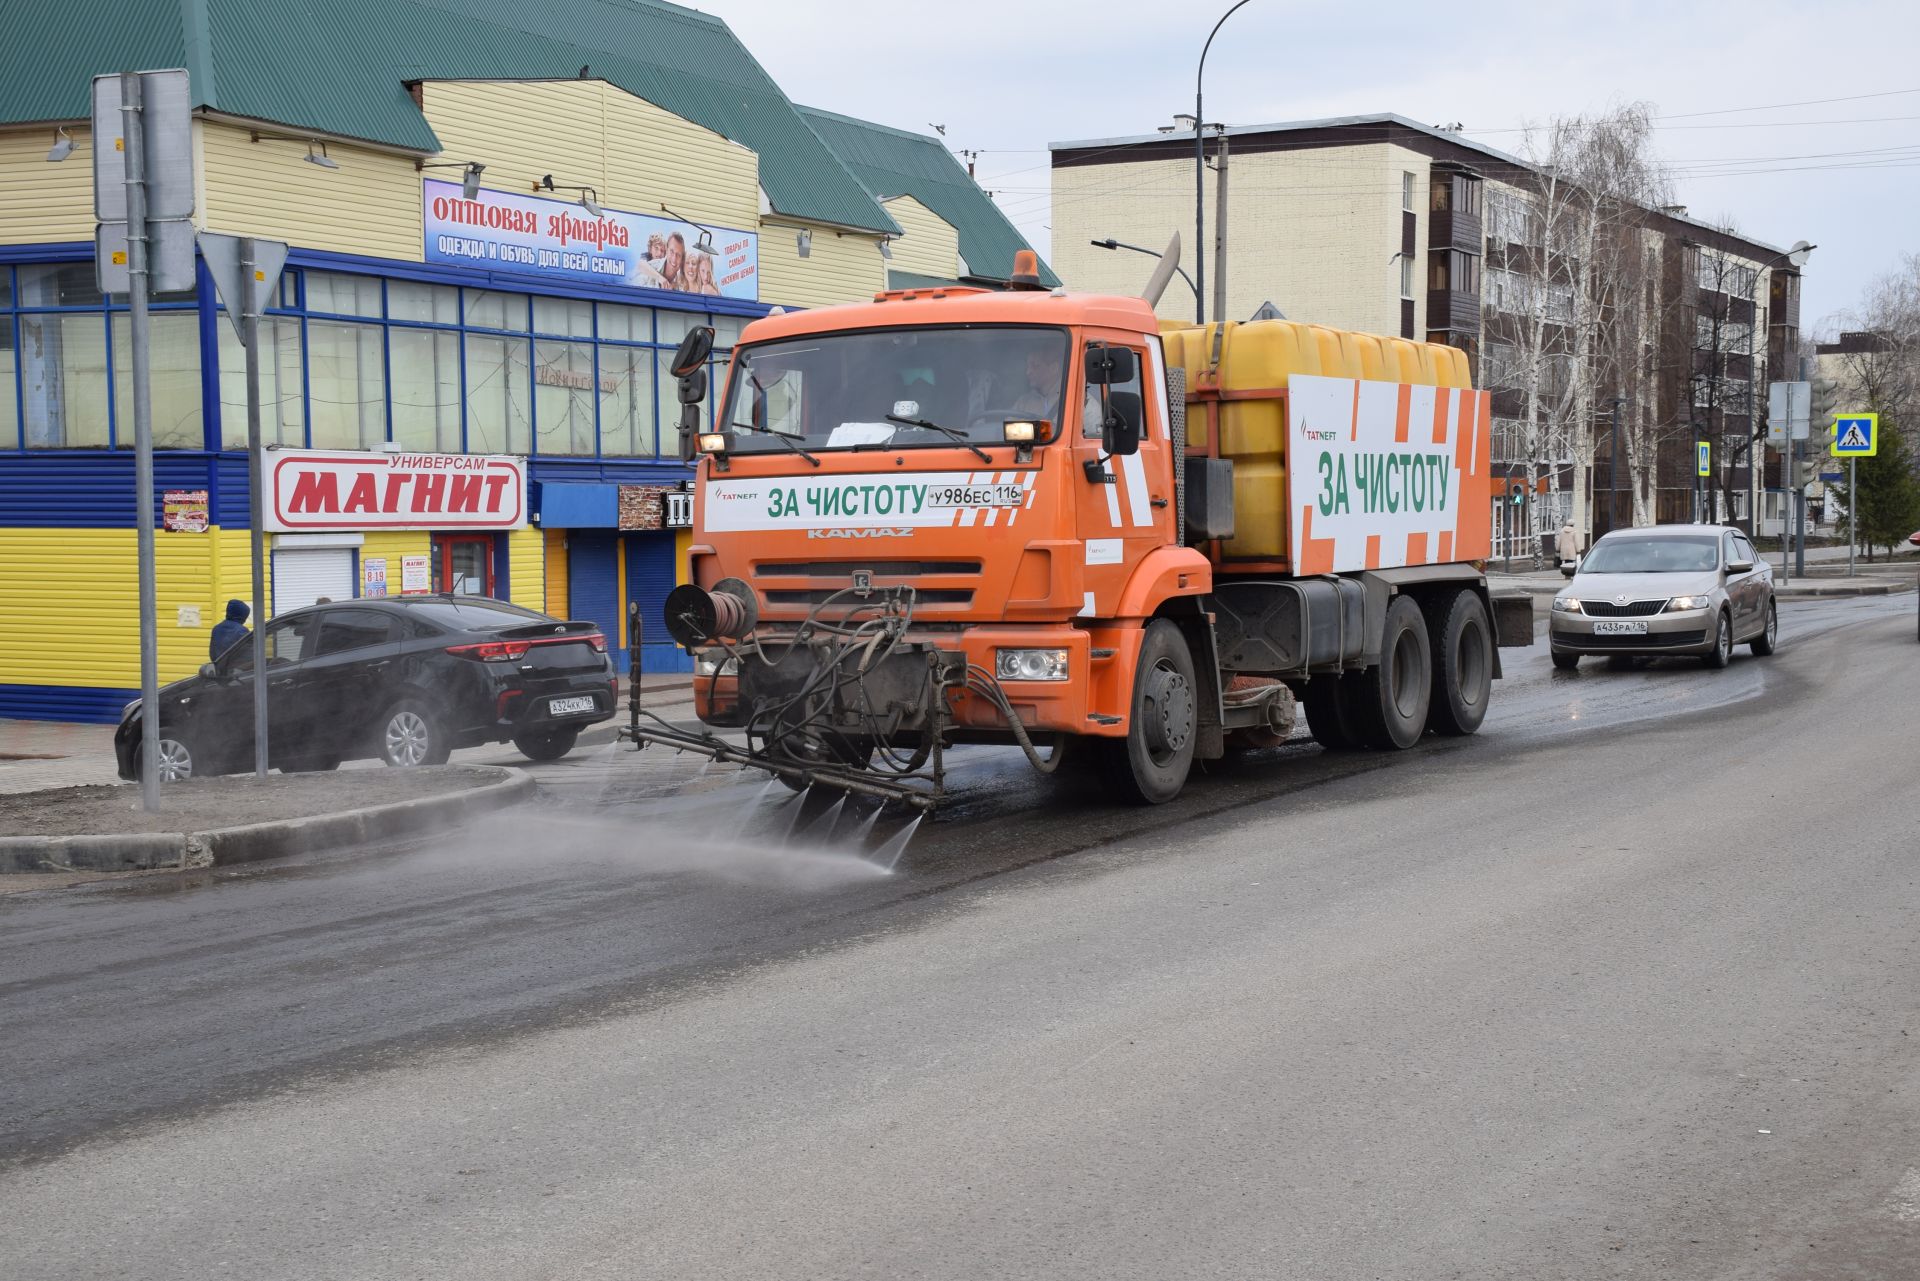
[1726,559,1754,574]
[669,326,715,378]
[199,662,218,679]
[1102,390,1143,457]
[1560,563,1577,579]
[1085,344,1137,385]
[677,366,707,405]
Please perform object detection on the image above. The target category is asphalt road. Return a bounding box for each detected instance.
[3,595,1917,1279]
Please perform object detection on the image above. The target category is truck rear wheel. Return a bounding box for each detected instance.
[1303,673,1364,750]
[1425,589,1492,736]
[1098,620,1196,805]
[1357,595,1432,750]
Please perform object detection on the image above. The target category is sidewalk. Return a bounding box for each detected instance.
[0,674,696,797]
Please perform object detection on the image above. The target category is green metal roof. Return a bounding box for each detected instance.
[799,106,1058,287]
[887,269,969,291]
[0,0,898,235]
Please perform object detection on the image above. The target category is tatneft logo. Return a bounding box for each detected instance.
[712,488,760,502]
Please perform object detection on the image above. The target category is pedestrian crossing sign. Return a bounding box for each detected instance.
[1696,440,1711,476]
[1831,414,1877,457]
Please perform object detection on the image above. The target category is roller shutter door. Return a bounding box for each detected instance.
[272,548,354,613]
[625,532,688,673]
[567,532,620,665]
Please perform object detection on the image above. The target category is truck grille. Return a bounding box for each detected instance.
[763,588,974,608]
[755,560,981,577]
[1580,599,1669,617]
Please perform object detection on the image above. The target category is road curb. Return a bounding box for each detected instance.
[0,767,534,875]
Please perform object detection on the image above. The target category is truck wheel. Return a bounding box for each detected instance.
[1303,673,1364,750]
[1098,620,1196,804]
[1357,595,1432,750]
[1426,590,1492,736]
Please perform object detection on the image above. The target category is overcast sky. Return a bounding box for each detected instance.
[704,0,1918,332]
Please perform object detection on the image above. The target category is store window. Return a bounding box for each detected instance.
[111,312,203,449]
[307,319,387,449]
[0,314,17,447]
[465,290,528,332]
[306,271,381,318]
[533,297,593,339]
[389,327,461,452]
[388,280,458,325]
[17,262,103,309]
[597,344,653,456]
[465,332,529,454]
[533,339,596,455]
[217,316,305,448]
[598,303,653,343]
[20,313,110,448]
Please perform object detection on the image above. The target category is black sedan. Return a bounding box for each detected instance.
[116,596,617,780]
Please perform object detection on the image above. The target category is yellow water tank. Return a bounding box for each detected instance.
[1163,319,1472,563]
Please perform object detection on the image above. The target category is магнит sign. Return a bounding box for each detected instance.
[266,450,527,532]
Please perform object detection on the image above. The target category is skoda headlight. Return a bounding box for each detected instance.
[995,648,1069,682]
[1665,594,1710,611]
[1552,596,1583,614]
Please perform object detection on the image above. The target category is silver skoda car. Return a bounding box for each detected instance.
[1549,525,1777,670]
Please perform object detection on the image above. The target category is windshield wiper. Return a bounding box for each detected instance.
[726,421,821,467]
[885,413,991,464]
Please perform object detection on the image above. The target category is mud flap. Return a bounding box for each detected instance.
[1489,591,1535,648]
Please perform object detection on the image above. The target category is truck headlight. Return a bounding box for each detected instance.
[1665,594,1709,611]
[995,648,1069,682]
[1552,596,1583,614]
[693,651,738,678]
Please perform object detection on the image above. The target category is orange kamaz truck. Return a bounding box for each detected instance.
[629,249,1531,808]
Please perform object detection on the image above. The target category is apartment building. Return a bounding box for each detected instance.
[1050,114,1806,558]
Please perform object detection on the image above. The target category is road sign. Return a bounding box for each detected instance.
[1832,413,1878,457]
[91,70,192,221]
[197,232,289,337]
[1696,440,1711,476]
[1767,380,1811,444]
[96,217,196,294]
[1820,471,1844,483]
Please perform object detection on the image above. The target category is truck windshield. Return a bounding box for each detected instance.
[717,326,1070,453]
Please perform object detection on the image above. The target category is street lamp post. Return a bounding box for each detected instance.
[1194,0,1255,325]
[1091,238,1197,297]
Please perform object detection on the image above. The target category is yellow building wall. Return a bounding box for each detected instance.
[421,81,761,235]
[0,126,94,243]
[758,219,888,309]
[881,196,960,281]
[0,526,266,688]
[544,528,570,617]
[505,526,543,610]
[1050,142,1427,336]
[356,531,431,598]
[196,120,423,260]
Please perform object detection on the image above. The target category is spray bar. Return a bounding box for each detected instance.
[620,721,942,813]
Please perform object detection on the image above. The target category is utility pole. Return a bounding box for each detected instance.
[1193,0,1255,325]
[1211,130,1229,325]
[121,72,161,813]
[241,239,270,778]
[1795,353,1810,576]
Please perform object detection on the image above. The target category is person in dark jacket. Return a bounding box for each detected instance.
[210,599,250,662]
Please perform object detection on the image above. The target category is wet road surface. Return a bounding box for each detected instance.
[3,595,1916,1278]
